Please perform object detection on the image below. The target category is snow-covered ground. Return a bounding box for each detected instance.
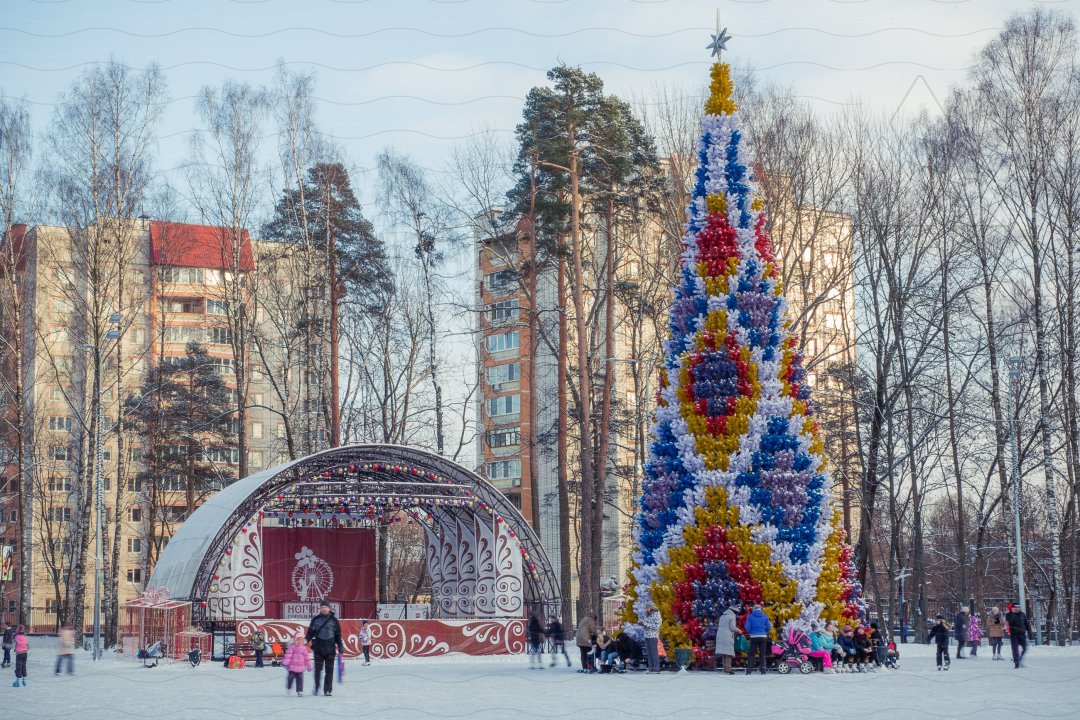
[3,636,1079,720]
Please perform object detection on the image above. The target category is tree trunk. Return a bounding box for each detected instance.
[329,228,341,447]
[557,245,573,628]
[592,195,616,607]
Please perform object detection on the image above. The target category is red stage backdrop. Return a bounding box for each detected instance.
[262,527,376,619]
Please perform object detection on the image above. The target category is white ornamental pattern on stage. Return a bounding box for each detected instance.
[455,516,477,616]
[420,513,523,618]
[207,524,264,618]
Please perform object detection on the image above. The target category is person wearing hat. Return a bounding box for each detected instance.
[306,601,344,696]
[744,603,771,675]
[283,629,313,696]
[358,619,372,666]
[986,606,1006,660]
[1005,602,1032,668]
[641,605,662,673]
[928,614,951,671]
[713,603,743,674]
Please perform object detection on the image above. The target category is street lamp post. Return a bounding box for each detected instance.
[1007,356,1026,616]
[90,315,121,661]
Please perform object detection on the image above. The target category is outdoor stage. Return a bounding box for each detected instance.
[147,444,557,658]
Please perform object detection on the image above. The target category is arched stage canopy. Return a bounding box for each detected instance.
[149,444,560,622]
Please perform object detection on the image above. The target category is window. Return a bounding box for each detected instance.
[127,478,146,492]
[168,300,199,314]
[50,506,72,522]
[127,538,142,553]
[102,447,112,462]
[126,568,143,583]
[204,445,239,465]
[486,428,521,449]
[487,362,520,388]
[47,328,69,344]
[204,269,222,285]
[130,508,142,523]
[48,476,72,492]
[485,332,519,354]
[206,299,229,316]
[48,416,73,432]
[484,459,521,481]
[50,386,65,401]
[251,421,263,439]
[51,446,70,461]
[249,450,263,467]
[487,299,519,322]
[484,270,517,295]
[209,327,233,344]
[46,598,60,613]
[207,357,234,375]
[163,326,203,343]
[162,267,205,284]
[163,475,185,492]
[251,392,264,406]
[486,394,520,417]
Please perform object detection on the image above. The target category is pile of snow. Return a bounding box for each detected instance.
[3,636,1078,719]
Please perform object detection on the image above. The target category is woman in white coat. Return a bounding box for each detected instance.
[714,603,743,674]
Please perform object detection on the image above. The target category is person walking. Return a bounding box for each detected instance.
[986,607,1006,660]
[929,615,951,671]
[641,606,662,674]
[54,624,75,675]
[953,606,968,659]
[967,613,982,658]
[744,603,771,675]
[305,600,344,696]
[713,603,742,675]
[575,612,598,673]
[11,624,28,686]
[1005,602,1032,669]
[527,612,545,669]
[1,621,14,669]
[546,616,571,667]
[282,630,312,696]
[358,619,371,666]
[251,629,266,668]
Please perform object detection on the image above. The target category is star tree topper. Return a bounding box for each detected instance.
[707,11,732,58]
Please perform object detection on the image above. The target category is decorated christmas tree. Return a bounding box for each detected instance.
[624,26,864,659]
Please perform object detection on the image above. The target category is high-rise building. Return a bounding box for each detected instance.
[0,219,316,626]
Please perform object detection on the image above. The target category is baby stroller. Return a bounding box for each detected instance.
[138,641,164,668]
[772,628,815,675]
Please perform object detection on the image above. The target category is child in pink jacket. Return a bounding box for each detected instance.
[282,630,312,696]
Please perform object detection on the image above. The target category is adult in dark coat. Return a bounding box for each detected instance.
[306,600,344,696]
[615,631,642,669]
[546,617,571,667]
[953,607,968,659]
[527,613,545,668]
[1005,603,1032,669]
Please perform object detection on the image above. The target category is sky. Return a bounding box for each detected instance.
[0,0,1059,222]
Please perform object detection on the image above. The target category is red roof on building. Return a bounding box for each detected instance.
[149,221,255,272]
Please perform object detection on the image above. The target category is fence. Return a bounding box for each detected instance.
[22,607,95,635]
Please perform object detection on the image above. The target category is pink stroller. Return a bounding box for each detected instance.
[771,627,816,675]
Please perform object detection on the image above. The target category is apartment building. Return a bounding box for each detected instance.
[0,219,316,623]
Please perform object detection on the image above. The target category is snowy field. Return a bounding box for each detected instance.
[3,636,1079,720]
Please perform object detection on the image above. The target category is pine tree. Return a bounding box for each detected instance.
[624,43,864,658]
[126,342,235,568]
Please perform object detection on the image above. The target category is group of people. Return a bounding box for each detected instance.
[247,600,372,697]
[2,620,70,687]
[527,610,654,673]
[2,622,29,687]
[714,604,894,675]
[282,600,374,697]
[930,603,1032,670]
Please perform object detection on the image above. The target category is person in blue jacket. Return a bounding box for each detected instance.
[836,625,858,672]
[744,604,772,675]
